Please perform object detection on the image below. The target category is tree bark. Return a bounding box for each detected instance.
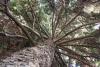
[0,39,55,67]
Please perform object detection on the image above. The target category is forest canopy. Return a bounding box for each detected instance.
[0,0,100,67]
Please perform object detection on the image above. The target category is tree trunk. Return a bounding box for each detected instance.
[0,39,55,67]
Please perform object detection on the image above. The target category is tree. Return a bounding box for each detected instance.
[0,0,100,67]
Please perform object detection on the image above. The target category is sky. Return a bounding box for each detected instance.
[93,23,100,29]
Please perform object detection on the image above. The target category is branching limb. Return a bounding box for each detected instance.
[0,32,28,39]
[1,9,35,45]
[55,22,98,42]
[56,11,81,37]
[51,12,55,38]
[53,7,64,37]
[61,44,100,49]
[58,46,93,67]
[57,35,93,45]
[56,49,67,67]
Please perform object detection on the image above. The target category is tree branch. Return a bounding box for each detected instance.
[55,51,67,67]
[23,25,40,37]
[1,9,35,45]
[0,32,28,39]
[58,46,93,67]
[55,22,97,42]
[53,6,63,38]
[56,11,81,37]
[57,35,93,45]
[62,44,100,48]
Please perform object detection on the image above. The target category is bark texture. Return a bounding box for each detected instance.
[0,39,55,67]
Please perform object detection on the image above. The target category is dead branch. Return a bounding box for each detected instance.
[56,11,81,37]
[0,32,28,39]
[55,22,97,42]
[58,46,93,67]
[57,35,93,45]
[0,9,35,45]
[62,44,100,49]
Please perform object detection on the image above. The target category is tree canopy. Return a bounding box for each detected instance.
[0,0,100,67]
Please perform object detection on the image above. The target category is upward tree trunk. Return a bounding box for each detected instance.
[0,39,55,67]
